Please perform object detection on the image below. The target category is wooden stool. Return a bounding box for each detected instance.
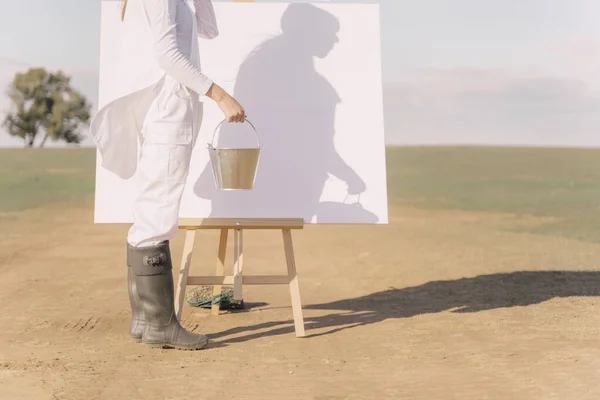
[174,218,306,337]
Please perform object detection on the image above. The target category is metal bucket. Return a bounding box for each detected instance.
[207,119,261,190]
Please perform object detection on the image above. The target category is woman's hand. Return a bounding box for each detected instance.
[206,83,245,123]
[217,94,245,123]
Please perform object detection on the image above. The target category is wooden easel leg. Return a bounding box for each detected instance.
[175,230,196,321]
[211,229,228,315]
[233,229,244,301]
[282,229,306,337]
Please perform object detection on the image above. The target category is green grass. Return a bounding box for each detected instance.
[386,146,600,242]
[0,148,96,213]
[1,146,600,242]
[386,146,600,216]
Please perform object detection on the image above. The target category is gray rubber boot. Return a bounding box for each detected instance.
[129,241,208,350]
[126,244,145,342]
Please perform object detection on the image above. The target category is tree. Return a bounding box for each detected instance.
[2,67,91,148]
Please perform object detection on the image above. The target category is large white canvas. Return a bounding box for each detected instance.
[94,1,388,224]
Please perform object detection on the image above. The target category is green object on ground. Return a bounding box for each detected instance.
[185,286,244,310]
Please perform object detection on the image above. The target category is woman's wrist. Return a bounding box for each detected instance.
[205,83,227,103]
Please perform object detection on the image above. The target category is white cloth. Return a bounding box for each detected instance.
[90,0,218,179]
[89,0,219,246]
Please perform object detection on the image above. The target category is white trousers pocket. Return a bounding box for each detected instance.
[128,82,199,247]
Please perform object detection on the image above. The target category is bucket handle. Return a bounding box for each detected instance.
[209,118,260,148]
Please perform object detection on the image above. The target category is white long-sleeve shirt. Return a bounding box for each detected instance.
[143,0,216,95]
[90,0,218,179]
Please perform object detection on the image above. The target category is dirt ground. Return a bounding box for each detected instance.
[1,201,600,400]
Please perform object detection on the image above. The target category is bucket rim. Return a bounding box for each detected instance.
[207,144,261,150]
[216,188,255,191]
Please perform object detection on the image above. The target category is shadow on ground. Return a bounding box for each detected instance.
[209,270,600,344]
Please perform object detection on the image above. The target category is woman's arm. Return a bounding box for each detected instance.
[141,0,213,95]
[193,0,219,39]
[141,0,245,122]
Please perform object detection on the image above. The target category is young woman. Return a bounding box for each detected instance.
[92,0,245,350]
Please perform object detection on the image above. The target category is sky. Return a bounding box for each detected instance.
[1,0,600,147]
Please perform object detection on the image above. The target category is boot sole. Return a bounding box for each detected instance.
[130,329,144,343]
[144,340,209,351]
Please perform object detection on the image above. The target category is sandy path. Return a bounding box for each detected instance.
[1,202,600,399]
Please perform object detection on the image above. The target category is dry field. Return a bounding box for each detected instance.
[1,147,600,399]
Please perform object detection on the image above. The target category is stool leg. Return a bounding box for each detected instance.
[282,229,305,337]
[211,229,228,315]
[233,229,244,301]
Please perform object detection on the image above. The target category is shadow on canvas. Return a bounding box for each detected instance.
[193,3,378,223]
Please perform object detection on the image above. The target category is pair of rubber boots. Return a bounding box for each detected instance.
[126,240,208,350]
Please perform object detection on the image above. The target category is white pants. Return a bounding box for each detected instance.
[127,76,202,248]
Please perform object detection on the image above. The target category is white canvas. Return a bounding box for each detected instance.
[94,1,388,224]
